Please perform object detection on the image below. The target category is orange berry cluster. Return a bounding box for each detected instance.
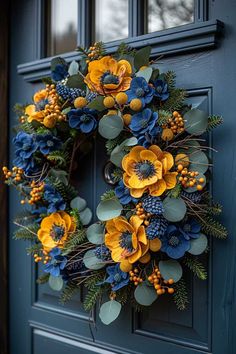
[43,84,66,127]
[129,268,144,286]
[2,166,24,182]
[135,202,151,226]
[177,164,205,190]
[162,111,185,135]
[34,249,51,264]
[24,180,44,205]
[148,266,175,295]
[86,43,103,63]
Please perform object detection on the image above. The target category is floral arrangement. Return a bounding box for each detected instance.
[3,43,227,325]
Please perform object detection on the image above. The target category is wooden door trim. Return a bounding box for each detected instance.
[0,2,9,354]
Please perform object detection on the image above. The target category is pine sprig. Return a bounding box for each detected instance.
[206,202,222,216]
[47,176,77,202]
[116,284,132,305]
[37,273,50,284]
[62,229,86,255]
[14,223,39,241]
[83,271,106,311]
[26,243,42,255]
[101,190,116,201]
[162,88,187,112]
[207,115,223,131]
[164,71,176,89]
[116,42,136,57]
[173,278,189,310]
[167,184,182,198]
[183,256,207,280]
[105,134,124,155]
[14,210,36,226]
[59,281,79,304]
[158,109,172,126]
[198,216,227,239]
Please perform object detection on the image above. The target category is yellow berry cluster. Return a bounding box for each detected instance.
[129,268,144,286]
[34,249,51,264]
[135,202,151,226]
[148,266,175,295]
[23,180,44,205]
[43,84,66,128]
[2,166,24,182]
[161,111,185,141]
[177,164,204,190]
[86,43,102,63]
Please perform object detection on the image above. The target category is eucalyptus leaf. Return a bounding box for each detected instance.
[49,275,64,291]
[159,260,183,282]
[188,149,209,174]
[163,197,186,222]
[134,283,158,306]
[120,137,138,148]
[98,115,124,139]
[79,207,92,225]
[51,57,67,71]
[134,46,151,70]
[49,169,68,185]
[66,74,86,89]
[188,233,208,255]
[70,196,87,212]
[87,95,105,111]
[96,198,122,221]
[184,109,208,136]
[68,60,79,76]
[99,300,122,325]
[83,249,105,270]
[136,67,153,82]
[110,145,126,168]
[86,223,105,244]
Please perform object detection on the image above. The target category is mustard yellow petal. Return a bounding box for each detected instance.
[149,179,167,196]
[149,145,163,160]
[25,104,36,116]
[128,173,158,189]
[128,245,142,263]
[130,187,146,198]
[140,150,157,163]
[117,60,132,75]
[105,232,121,249]
[131,232,138,250]
[113,217,133,233]
[162,151,174,171]
[128,146,144,162]
[163,172,177,189]
[111,246,123,262]
[103,83,120,90]
[106,219,117,234]
[137,225,147,245]
[130,215,143,234]
[153,160,163,179]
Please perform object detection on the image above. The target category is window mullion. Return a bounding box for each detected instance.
[129,0,146,37]
[77,0,93,48]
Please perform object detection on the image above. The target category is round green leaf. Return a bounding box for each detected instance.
[79,207,92,225]
[188,233,208,255]
[98,115,124,139]
[68,60,79,76]
[159,260,183,282]
[110,145,126,168]
[49,169,68,185]
[184,109,208,136]
[70,196,87,212]
[188,149,209,174]
[136,67,153,82]
[86,223,105,244]
[134,283,158,306]
[83,249,105,270]
[49,275,64,291]
[120,137,138,148]
[163,197,186,222]
[99,300,122,325]
[96,198,122,221]
[184,172,206,193]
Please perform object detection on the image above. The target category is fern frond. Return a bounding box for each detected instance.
[14,210,36,226]
[83,271,106,311]
[47,176,77,202]
[183,256,207,280]
[62,229,86,255]
[47,150,69,168]
[173,278,189,310]
[59,281,79,304]
[198,216,227,239]
[167,184,182,198]
[26,243,42,255]
[207,115,223,131]
[164,71,176,89]
[14,223,39,241]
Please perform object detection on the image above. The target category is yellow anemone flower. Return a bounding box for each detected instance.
[37,211,76,252]
[105,215,149,264]
[25,89,50,123]
[122,145,177,198]
[85,56,132,95]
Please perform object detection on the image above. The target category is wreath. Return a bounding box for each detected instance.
[3,43,227,325]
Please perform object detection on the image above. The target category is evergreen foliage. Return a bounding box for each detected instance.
[162,88,187,112]
[183,255,207,280]
[101,190,116,201]
[198,216,228,239]
[47,150,70,168]
[83,271,106,311]
[207,115,223,131]
[26,243,42,255]
[59,281,79,304]
[105,134,124,155]
[14,223,39,241]
[158,109,172,126]
[173,278,189,310]
[47,176,78,202]
[62,229,86,255]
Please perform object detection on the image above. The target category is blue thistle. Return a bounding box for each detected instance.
[146,216,168,240]
[94,245,111,261]
[142,195,164,215]
[56,82,86,102]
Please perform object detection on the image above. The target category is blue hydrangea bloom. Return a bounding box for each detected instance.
[68,108,98,133]
[104,264,129,291]
[161,225,190,259]
[129,108,158,137]
[137,125,162,148]
[115,180,137,205]
[13,132,38,173]
[36,134,62,155]
[179,219,201,240]
[43,184,66,213]
[43,248,67,277]
[51,64,68,82]
[31,206,47,223]
[153,79,169,101]
[126,77,154,106]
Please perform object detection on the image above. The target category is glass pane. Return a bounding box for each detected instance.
[47,0,78,56]
[94,0,129,43]
[147,0,194,33]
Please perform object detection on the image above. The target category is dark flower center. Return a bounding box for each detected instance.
[168,235,180,247]
[80,114,91,122]
[135,87,145,97]
[156,85,163,93]
[22,143,31,151]
[135,160,156,179]
[47,140,54,147]
[101,71,119,85]
[114,273,122,282]
[50,224,65,241]
[120,231,133,252]
[183,224,191,232]
[36,98,49,111]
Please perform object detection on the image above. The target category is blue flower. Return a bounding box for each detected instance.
[51,64,68,82]
[137,125,162,148]
[153,79,169,101]
[129,108,158,137]
[94,245,111,261]
[31,206,47,223]
[104,264,129,291]
[36,134,62,155]
[115,180,137,205]
[68,108,98,133]
[161,225,190,259]
[43,248,67,277]
[126,77,154,106]
[13,132,38,173]
[179,219,201,240]
[43,184,66,213]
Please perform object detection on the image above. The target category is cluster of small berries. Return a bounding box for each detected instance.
[129,268,144,286]
[34,249,50,264]
[2,166,24,182]
[161,111,185,141]
[56,82,86,103]
[148,266,175,295]
[177,164,205,191]
[86,43,104,63]
[22,180,44,205]
[41,84,66,128]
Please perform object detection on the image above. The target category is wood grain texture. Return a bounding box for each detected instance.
[0,2,9,354]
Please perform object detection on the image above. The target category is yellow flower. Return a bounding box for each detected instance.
[25,89,50,123]
[122,145,177,198]
[37,211,76,252]
[85,56,132,95]
[105,215,149,264]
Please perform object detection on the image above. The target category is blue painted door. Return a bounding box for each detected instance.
[9,1,236,353]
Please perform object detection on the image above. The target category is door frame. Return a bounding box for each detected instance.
[0,2,9,354]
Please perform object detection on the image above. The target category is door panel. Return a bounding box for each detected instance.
[9,1,236,354]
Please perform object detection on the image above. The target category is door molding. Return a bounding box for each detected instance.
[0,2,9,354]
